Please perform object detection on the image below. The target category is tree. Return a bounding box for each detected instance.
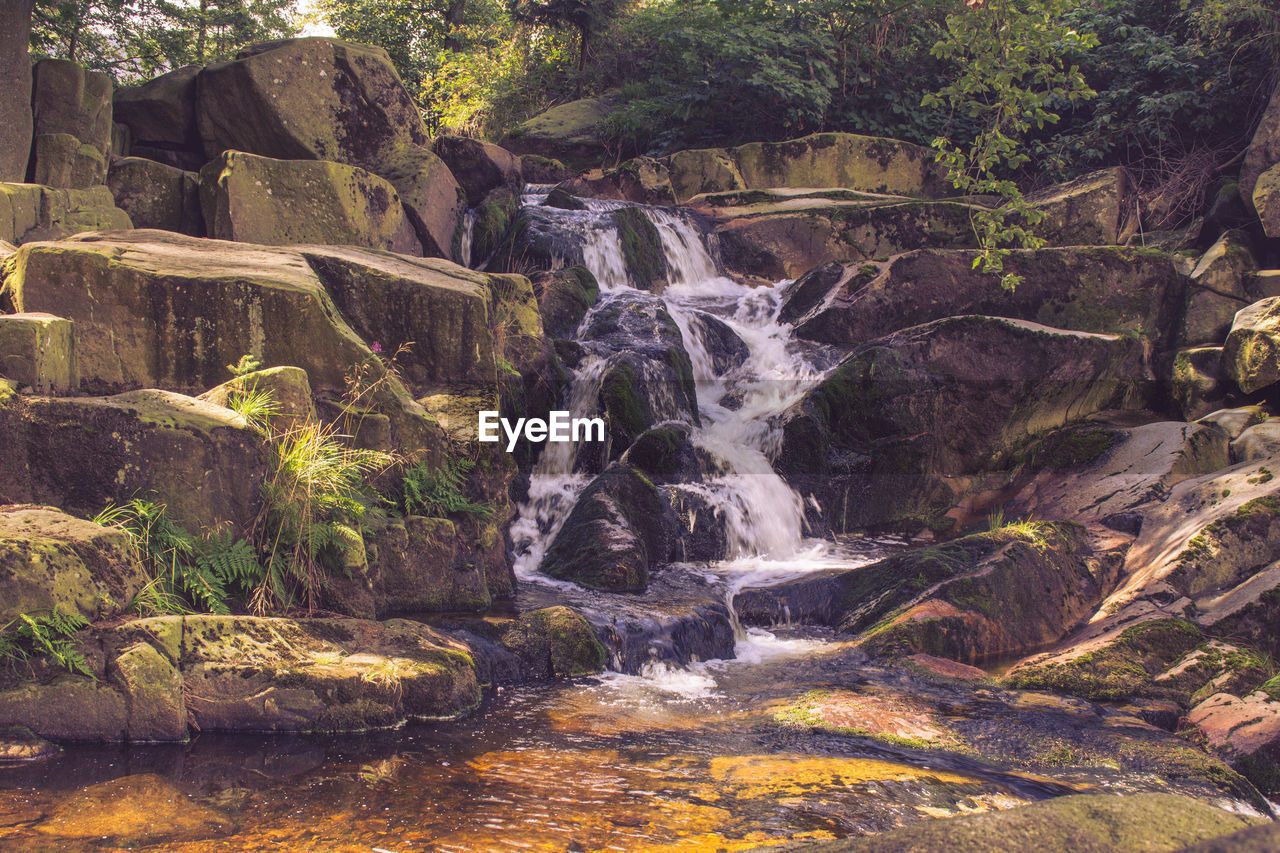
[923,0,1096,290]
[508,0,624,74]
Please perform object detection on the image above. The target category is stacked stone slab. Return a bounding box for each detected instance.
[28,60,114,189]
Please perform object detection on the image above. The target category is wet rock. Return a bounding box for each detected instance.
[613,206,669,292]
[28,59,112,188]
[778,792,1263,852]
[785,247,1189,350]
[196,38,463,261]
[0,183,131,244]
[520,154,573,184]
[0,677,128,742]
[499,606,608,678]
[107,157,203,235]
[559,156,676,206]
[0,313,77,394]
[486,204,595,274]
[179,615,480,732]
[688,310,749,374]
[1026,167,1135,245]
[540,464,678,591]
[198,365,316,432]
[1241,82,1280,216]
[1,390,266,535]
[1172,347,1232,420]
[778,316,1147,532]
[1198,405,1270,441]
[199,151,420,253]
[542,185,586,210]
[663,486,729,563]
[109,641,185,742]
[0,505,145,623]
[1224,296,1280,393]
[623,424,701,485]
[0,726,58,762]
[532,265,599,337]
[365,515,490,615]
[0,1,32,183]
[34,773,232,843]
[498,93,618,171]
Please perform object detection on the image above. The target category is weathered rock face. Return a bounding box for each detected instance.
[106,157,203,235]
[1241,83,1280,215]
[1223,296,1280,393]
[559,157,677,206]
[498,94,619,171]
[195,38,463,261]
[778,316,1148,532]
[0,1,33,184]
[1255,162,1280,239]
[1183,232,1258,346]
[1231,419,1280,463]
[433,136,523,208]
[498,606,609,678]
[1189,689,1280,796]
[0,183,132,244]
[1026,167,1134,246]
[0,505,146,623]
[1172,346,1231,419]
[198,365,316,431]
[0,389,266,535]
[0,313,78,394]
[112,65,204,170]
[540,464,677,591]
[364,515,491,615]
[672,133,948,201]
[27,60,113,190]
[199,151,420,253]
[783,247,1188,350]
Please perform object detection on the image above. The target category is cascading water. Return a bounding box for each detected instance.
[508,188,854,643]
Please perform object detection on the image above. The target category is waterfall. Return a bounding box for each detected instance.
[508,193,832,587]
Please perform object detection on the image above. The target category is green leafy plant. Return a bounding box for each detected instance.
[400,456,494,520]
[923,0,1097,290]
[227,354,263,377]
[0,610,93,678]
[94,499,262,616]
[226,385,282,436]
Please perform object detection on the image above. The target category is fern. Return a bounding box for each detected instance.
[0,610,93,678]
[400,456,494,520]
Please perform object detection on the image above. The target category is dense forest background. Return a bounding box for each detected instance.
[29,0,1280,194]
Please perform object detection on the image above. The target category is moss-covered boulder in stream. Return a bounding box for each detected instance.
[199,151,420,253]
[666,148,746,203]
[499,606,608,678]
[539,465,677,591]
[559,156,676,206]
[612,206,669,292]
[532,266,599,337]
[777,316,1147,533]
[784,247,1189,350]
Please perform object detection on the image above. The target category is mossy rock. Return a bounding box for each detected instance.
[542,186,586,210]
[728,132,947,197]
[498,93,618,171]
[532,265,599,337]
[499,606,607,678]
[612,207,669,292]
[106,157,203,236]
[666,147,745,203]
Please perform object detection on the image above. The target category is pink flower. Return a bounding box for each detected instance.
[371,342,383,353]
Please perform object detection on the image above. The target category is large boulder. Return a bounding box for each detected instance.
[1182,232,1258,346]
[498,93,618,171]
[0,390,266,536]
[0,1,33,183]
[28,59,113,188]
[198,150,419,253]
[784,247,1188,350]
[666,148,745,203]
[1255,162,1280,239]
[33,774,231,845]
[778,316,1148,532]
[0,312,78,394]
[0,505,146,623]
[1223,296,1280,393]
[195,38,463,261]
[197,365,317,431]
[1188,689,1280,797]
[532,265,599,338]
[729,133,947,197]
[558,156,676,206]
[107,157,203,235]
[364,515,491,615]
[432,135,522,208]
[1241,83,1280,215]
[112,65,204,170]
[0,183,131,245]
[539,464,677,591]
[1026,167,1135,245]
[1172,346,1232,419]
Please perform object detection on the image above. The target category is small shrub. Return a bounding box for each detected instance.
[400,456,494,520]
[0,610,93,678]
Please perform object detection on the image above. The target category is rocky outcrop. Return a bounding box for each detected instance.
[28,60,113,189]
[0,505,146,623]
[197,365,316,431]
[107,157,203,235]
[112,65,204,170]
[1241,83,1280,216]
[0,389,265,535]
[432,136,522,208]
[1223,296,1280,393]
[540,464,677,591]
[1026,167,1134,246]
[1182,232,1260,346]
[499,93,619,171]
[362,515,491,615]
[0,313,78,394]
[778,316,1147,532]
[1189,689,1280,796]
[532,266,599,338]
[0,1,32,183]
[0,183,131,245]
[199,151,420,253]
[1173,347,1232,419]
[558,157,676,206]
[783,247,1188,350]
[195,38,464,261]
[1255,162,1280,239]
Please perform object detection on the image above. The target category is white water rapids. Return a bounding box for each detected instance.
[506,189,847,604]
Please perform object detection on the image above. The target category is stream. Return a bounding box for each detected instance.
[0,190,1265,852]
